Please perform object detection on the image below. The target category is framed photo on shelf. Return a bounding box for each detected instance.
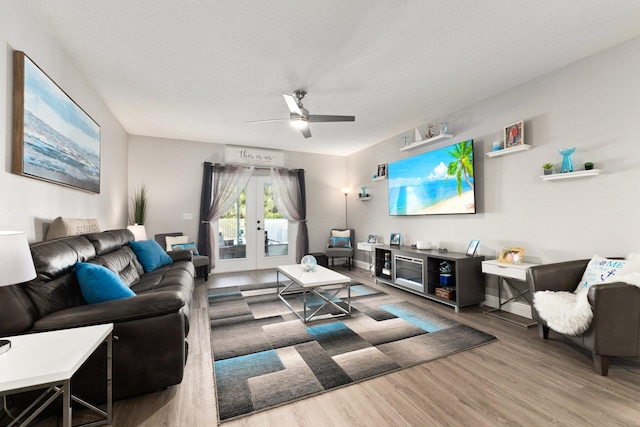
[466,239,480,256]
[498,247,525,265]
[390,233,401,246]
[367,234,377,244]
[376,162,387,179]
[504,120,524,148]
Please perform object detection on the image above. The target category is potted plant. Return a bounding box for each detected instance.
[542,162,554,175]
[129,184,148,225]
[584,161,595,171]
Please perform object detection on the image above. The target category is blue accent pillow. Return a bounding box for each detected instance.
[171,242,199,255]
[75,262,135,304]
[328,237,351,248]
[129,240,173,272]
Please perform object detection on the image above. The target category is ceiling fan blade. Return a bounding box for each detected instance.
[245,118,290,124]
[283,94,303,115]
[300,126,312,138]
[307,115,355,123]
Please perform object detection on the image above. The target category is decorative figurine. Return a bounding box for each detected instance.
[440,122,449,135]
[426,124,435,139]
[559,147,576,173]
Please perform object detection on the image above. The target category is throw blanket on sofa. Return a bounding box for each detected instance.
[534,255,640,336]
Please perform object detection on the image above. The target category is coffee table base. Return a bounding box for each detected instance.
[277,272,351,323]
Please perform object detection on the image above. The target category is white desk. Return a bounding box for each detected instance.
[482,260,538,328]
[357,242,382,276]
[277,264,351,323]
[0,324,113,427]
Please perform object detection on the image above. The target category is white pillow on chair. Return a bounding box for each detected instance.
[165,235,189,251]
[331,230,350,238]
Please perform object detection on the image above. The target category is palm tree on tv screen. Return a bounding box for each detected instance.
[445,141,474,196]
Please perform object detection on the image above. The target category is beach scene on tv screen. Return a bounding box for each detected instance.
[388,140,475,215]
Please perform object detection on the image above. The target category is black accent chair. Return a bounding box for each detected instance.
[155,232,209,281]
[325,229,355,270]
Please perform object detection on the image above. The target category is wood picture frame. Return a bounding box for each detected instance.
[390,233,401,246]
[12,51,101,193]
[498,247,525,265]
[504,120,524,149]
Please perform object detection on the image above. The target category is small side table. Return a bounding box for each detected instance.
[482,260,538,328]
[356,242,382,276]
[0,323,113,427]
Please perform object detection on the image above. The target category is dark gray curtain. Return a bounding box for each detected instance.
[270,168,308,262]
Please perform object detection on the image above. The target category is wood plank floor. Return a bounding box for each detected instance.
[30,267,640,426]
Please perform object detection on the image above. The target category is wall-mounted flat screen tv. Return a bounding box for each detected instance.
[388,139,475,216]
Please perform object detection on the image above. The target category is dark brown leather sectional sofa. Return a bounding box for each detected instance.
[0,229,195,402]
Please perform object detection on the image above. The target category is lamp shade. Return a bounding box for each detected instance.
[127,224,148,241]
[0,231,36,287]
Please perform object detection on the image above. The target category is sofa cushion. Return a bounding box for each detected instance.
[45,217,100,240]
[85,229,135,256]
[91,246,143,287]
[129,240,173,272]
[76,262,136,304]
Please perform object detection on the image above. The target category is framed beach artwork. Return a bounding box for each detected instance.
[12,51,101,193]
[504,120,524,148]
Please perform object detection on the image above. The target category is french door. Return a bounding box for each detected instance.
[214,176,296,273]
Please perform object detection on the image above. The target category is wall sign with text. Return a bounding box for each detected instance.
[224,146,285,167]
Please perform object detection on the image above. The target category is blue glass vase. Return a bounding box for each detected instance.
[559,147,576,173]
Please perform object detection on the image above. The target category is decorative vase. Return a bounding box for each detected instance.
[301,255,317,272]
[360,186,367,197]
[559,147,576,173]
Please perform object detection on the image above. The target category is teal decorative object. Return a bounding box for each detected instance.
[301,255,317,272]
[559,147,576,173]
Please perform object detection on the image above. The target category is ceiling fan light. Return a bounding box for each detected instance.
[290,116,308,129]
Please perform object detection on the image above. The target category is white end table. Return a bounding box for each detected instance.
[482,260,538,328]
[277,264,351,323]
[0,323,113,426]
[357,242,382,276]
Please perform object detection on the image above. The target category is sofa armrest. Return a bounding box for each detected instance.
[528,259,590,293]
[32,290,186,331]
[168,249,193,262]
[587,282,640,355]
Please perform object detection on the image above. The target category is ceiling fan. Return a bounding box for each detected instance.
[247,90,355,138]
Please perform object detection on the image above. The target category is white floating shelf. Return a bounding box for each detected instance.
[541,169,601,181]
[400,133,454,151]
[486,144,531,158]
[357,196,372,201]
[372,176,386,181]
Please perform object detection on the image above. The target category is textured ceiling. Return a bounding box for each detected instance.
[25,0,640,156]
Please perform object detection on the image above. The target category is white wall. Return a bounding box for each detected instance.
[128,136,346,255]
[347,36,640,308]
[1,3,129,241]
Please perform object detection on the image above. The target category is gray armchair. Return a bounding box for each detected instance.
[528,259,640,375]
[325,229,355,270]
[155,232,209,281]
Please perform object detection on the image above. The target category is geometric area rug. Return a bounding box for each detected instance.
[208,282,497,423]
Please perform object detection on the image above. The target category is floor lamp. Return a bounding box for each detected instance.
[0,231,37,354]
[341,187,350,228]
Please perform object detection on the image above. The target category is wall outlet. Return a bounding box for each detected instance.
[182,213,193,220]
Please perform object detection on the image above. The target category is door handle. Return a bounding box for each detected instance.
[257,227,262,230]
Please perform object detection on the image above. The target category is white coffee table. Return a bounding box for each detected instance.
[0,323,113,427]
[277,264,352,323]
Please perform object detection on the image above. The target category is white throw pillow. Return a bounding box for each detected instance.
[165,235,189,251]
[331,230,350,238]
[575,255,640,294]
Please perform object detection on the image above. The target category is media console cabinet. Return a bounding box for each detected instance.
[374,245,485,312]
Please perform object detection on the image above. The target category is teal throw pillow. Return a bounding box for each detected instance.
[75,262,135,304]
[328,237,351,248]
[129,240,173,272]
[171,242,199,255]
